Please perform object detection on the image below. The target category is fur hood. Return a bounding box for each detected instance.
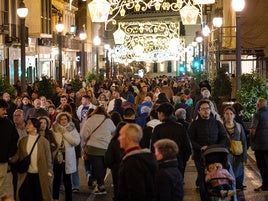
[52,121,76,133]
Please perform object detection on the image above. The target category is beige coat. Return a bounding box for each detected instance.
[16,135,53,201]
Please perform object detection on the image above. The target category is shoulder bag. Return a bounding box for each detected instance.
[81,117,107,160]
[17,135,40,173]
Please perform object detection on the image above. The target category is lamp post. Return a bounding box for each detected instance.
[213,16,223,69]
[93,36,101,74]
[55,14,64,87]
[232,0,245,90]
[104,44,110,78]
[79,29,87,80]
[17,0,28,93]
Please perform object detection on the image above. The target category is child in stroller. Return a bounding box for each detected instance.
[205,162,236,197]
[203,145,236,200]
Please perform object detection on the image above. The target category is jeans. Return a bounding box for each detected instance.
[71,158,80,189]
[88,155,106,187]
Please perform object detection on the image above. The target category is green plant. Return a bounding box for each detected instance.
[70,75,82,92]
[0,75,17,99]
[86,72,104,83]
[38,76,55,100]
[237,72,268,121]
[212,67,232,99]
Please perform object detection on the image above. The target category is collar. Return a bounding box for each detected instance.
[125,145,141,154]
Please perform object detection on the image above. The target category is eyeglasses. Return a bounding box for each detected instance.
[200,107,211,111]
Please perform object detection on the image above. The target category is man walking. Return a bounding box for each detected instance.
[0,99,19,198]
[188,99,228,201]
[118,123,157,201]
[251,98,268,191]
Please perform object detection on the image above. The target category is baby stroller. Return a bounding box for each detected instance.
[203,144,236,201]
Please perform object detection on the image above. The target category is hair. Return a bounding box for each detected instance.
[86,108,95,119]
[180,94,187,103]
[89,106,110,118]
[175,108,186,120]
[124,108,136,117]
[38,116,51,130]
[150,109,158,119]
[232,102,244,115]
[0,99,9,109]
[112,121,127,140]
[114,99,123,107]
[124,123,143,143]
[257,98,267,108]
[156,102,174,117]
[224,106,236,114]
[60,95,68,100]
[111,112,122,126]
[82,95,91,100]
[197,99,211,110]
[153,139,179,159]
[55,112,72,123]
[48,104,56,110]
[28,118,41,133]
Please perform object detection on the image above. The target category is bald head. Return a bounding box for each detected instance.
[257,98,267,110]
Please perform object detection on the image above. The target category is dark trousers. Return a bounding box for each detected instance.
[193,152,207,201]
[111,165,120,201]
[53,163,72,201]
[88,155,106,187]
[19,173,42,201]
[255,150,268,187]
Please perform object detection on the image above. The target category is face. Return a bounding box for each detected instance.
[142,86,148,93]
[154,147,163,161]
[59,115,69,126]
[81,97,89,105]
[22,97,29,105]
[40,97,46,106]
[34,99,41,109]
[113,91,119,99]
[208,164,216,172]
[60,97,68,105]
[99,95,106,101]
[0,108,7,118]
[13,110,24,124]
[155,88,160,93]
[39,119,47,131]
[48,107,55,115]
[224,109,235,122]
[118,125,128,150]
[198,103,211,119]
[3,93,10,101]
[26,120,36,134]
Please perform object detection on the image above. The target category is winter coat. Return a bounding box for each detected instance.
[51,121,80,174]
[251,106,268,150]
[16,135,53,201]
[155,158,183,201]
[0,117,19,163]
[118,149,157,201]
[140,119,162,149]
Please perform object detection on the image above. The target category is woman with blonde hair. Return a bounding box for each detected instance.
[51,112,80,201]
[81,106,116,194]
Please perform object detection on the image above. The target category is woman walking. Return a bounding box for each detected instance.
[17,118,53,201]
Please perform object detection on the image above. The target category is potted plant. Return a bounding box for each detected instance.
[0,75,17,99]
[236,72,268,122]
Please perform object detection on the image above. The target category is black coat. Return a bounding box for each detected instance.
[118,149,157,201]
[155,158,183,201]
[188,116,228,154]
[0,117,19,162]
[152,118,192,170]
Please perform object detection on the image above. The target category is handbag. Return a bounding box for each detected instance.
[17,135,40,173]
[81,117,107,160]
[230,140,243,155]
[54,138,64,164]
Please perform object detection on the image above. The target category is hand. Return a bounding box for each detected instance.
[201,146,208,152]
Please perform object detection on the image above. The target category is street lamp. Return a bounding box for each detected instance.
[104,44,110,78]
[17,0,28,93]
[232,0,245,90]
[79,28,87,80]
[93,36,101,74]
[55,14,64,87]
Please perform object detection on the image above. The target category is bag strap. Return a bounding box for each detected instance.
[84,117,107,146]
[29,135,40,156]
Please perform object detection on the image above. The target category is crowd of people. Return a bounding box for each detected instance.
[0,75,267,201]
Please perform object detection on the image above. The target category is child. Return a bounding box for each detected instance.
[205,162,236,197]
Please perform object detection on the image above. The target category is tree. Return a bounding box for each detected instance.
[0,75,16,99]
[70,75,82,92]
[237,72,268,121]
[212,67,232,99]
[38,76,55,100]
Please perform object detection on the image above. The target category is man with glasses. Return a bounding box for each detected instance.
[188,99,228,201]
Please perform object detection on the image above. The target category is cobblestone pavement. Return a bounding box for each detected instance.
[59,149,268,201]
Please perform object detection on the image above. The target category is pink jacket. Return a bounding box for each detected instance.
[205,168,235,187]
